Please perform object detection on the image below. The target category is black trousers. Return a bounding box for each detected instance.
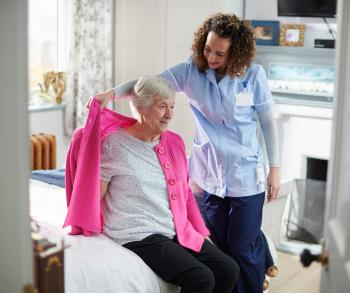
[123,234,239,293]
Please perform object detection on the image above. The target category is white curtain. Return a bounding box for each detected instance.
[65,0,113,135]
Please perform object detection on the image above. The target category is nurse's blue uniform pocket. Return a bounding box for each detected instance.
[190,141,208,171]
[234,105,255,123]
[235,105,254,113]
[237,147,264,188]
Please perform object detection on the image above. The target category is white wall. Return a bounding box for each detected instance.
[0,0,33,292]
[245,0,337,47]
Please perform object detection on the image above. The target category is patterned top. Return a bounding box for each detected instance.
[100,129,176,245]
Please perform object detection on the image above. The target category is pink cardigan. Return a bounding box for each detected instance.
[63,97,209,252]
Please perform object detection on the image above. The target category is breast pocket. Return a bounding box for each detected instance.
[234,105,255,123]
[235,105,254,113]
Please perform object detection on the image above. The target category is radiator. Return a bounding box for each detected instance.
[30,134,57,170]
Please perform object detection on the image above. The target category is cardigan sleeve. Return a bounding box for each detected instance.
[63,98,103,235]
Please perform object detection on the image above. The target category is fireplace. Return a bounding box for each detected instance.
[284,157,328,245]
[306,157,328,181]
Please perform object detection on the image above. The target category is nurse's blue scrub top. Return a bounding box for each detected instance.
[161,57,275,198]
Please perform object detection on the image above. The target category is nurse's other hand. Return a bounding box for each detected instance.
[267,167,280,202]
[90,89,115,109]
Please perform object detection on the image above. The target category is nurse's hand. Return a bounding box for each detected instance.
[88,89,115,109]
[267,167,280,202]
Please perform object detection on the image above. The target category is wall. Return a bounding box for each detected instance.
[245,0,337,47]
[0,0,33,292]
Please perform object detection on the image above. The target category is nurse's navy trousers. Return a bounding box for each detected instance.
[204,191,266,293]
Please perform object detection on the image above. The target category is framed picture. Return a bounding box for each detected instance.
[251,20,280,46]
[279,24,305,47]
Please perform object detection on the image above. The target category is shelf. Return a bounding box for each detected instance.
[256,45,335,58]
[271,89,333,99]
[28,103,65,113]
[255,45,335,70]
[274,96,333,109]
[255,45,335,108]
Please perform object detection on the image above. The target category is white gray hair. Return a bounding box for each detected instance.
[129,75,175,118]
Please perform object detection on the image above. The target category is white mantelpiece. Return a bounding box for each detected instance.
[275,104,333,181]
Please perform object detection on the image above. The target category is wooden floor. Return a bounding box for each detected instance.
[269,251,321,293]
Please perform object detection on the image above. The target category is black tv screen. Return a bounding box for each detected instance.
[278,0,337,18]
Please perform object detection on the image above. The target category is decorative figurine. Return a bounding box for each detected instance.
[51,72,67,104]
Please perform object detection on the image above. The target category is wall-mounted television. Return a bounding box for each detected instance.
[278,0,337,18]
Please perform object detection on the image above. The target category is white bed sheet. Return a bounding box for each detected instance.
[29,179,179,293]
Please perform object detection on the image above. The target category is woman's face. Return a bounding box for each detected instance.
[203,31,231,72]
[140,96,175,134]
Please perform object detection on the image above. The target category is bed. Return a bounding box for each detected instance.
[30,170,281,293]
[29,178,180,293]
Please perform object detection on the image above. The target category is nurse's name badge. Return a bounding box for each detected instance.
[234,80,254,106]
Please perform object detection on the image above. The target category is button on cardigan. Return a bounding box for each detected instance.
[64,97,210,252]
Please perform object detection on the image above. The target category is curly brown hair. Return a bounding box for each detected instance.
[192,13,256,77]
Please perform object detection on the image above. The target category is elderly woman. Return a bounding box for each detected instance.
[65,76,239,293]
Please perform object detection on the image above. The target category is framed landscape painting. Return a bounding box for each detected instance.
[251,20,280,46]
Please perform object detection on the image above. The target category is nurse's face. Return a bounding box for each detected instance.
[203,31,231,72]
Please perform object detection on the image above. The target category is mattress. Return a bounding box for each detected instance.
[29,179,179,293]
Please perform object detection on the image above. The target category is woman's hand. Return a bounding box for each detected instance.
[267,167,280,202]
[89,89,115,109]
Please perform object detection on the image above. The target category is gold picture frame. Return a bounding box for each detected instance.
[279,24,305,47]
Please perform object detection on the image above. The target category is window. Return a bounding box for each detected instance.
[28,0,71,100]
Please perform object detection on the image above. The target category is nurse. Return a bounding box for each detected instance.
[96,12,280,293]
